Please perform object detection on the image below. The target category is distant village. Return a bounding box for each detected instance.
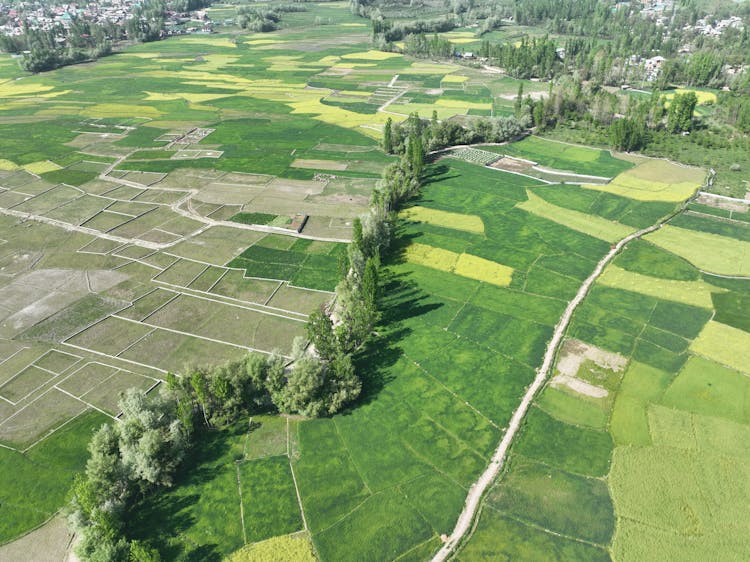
[0,0,217,39]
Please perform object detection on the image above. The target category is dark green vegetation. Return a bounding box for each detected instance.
[127,416,303,561]
[229,236,347,292]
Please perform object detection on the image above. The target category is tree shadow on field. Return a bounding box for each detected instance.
[353,237,445,407]
[421,163,458,186]
[126,426,240,561]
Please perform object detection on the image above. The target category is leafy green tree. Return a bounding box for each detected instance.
[306,308,339,361]
[667,91,698,133]
[383,117,393,153]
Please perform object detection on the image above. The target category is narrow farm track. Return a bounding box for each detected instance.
[431,217,676,562]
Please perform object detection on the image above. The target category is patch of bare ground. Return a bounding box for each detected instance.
[489,156,534,173]
[695,193,748,212]
[550,374,608,398]
[557,338,627,376]
[0,516,71,562]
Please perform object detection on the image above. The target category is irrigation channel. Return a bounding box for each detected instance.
[431,207,688,561]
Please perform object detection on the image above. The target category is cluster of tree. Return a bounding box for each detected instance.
[717,89,750,134]
[164,339,362,422]
[236,4,307,32]
[478,35,561,79]
[0,21,114,72]
[68,389,189,561]
[384,110,527,157]
[666,91,699,133]
[402,32,454,58]
[520,77,705,153]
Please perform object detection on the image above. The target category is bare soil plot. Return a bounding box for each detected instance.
[489,156,534,173]
[82,370,157,414]
[154,258,209,286]
[0,516,71,562]
[43,194,110,225]
[291,159,348,171]
[167,226,265,264]
[57,361,119,396]
[66,316,154,357]
[0,366,57,404]
[210,270,280,304]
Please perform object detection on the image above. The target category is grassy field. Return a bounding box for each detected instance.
[0,2,737,560]
[461,207,749,561]
[483,136,633,178]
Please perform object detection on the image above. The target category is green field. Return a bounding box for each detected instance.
[483,135,633,178]
[0,2,739,560]
[463,216,749,561]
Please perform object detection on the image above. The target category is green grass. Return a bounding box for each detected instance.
[229,212,279,226]
[228,237,346,292]
[613,239,699,281]
[456,510,611,562]
[609,362,673,446]
[537,386,610,429]
[488,457,614,544]
[239,456,303,542]
[671,212,750,243]
[711,291,750,333]
[0,411,107,543]
[128,422,251,561]
[660,356,750,425]
[484,136,633,177]
[513,407,613,477]
[610,409,750,561]
[314,489,434,562]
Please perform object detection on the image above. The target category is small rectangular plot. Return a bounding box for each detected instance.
[118,288,177,321]
[0,366,56,403]
[33,350,81,374]
[240,456,304,542]
[210,270,279,304]
[43,194,108,225]
[13,185,81,215]
[82,371,157,414]
[188,266,226,292]
[0,389,86,448]
[67,316,153,356]
[57,362,119,397]
[82,211,131,232]
[78,236,123,255]
[154,259,208,287]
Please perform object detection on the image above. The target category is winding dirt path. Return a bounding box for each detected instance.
[431,219,672,562]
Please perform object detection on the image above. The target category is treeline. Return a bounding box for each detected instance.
[69,344,368,559]
[383,111,528,156]
[478,35,560,79]
[236,4,307,32]
[402,33,454,58]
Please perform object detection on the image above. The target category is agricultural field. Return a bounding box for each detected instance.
[0,2,739,562]
[458,163,750,561]
[0,2,567,556]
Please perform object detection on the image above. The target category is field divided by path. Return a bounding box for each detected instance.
[457,168,750,562]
